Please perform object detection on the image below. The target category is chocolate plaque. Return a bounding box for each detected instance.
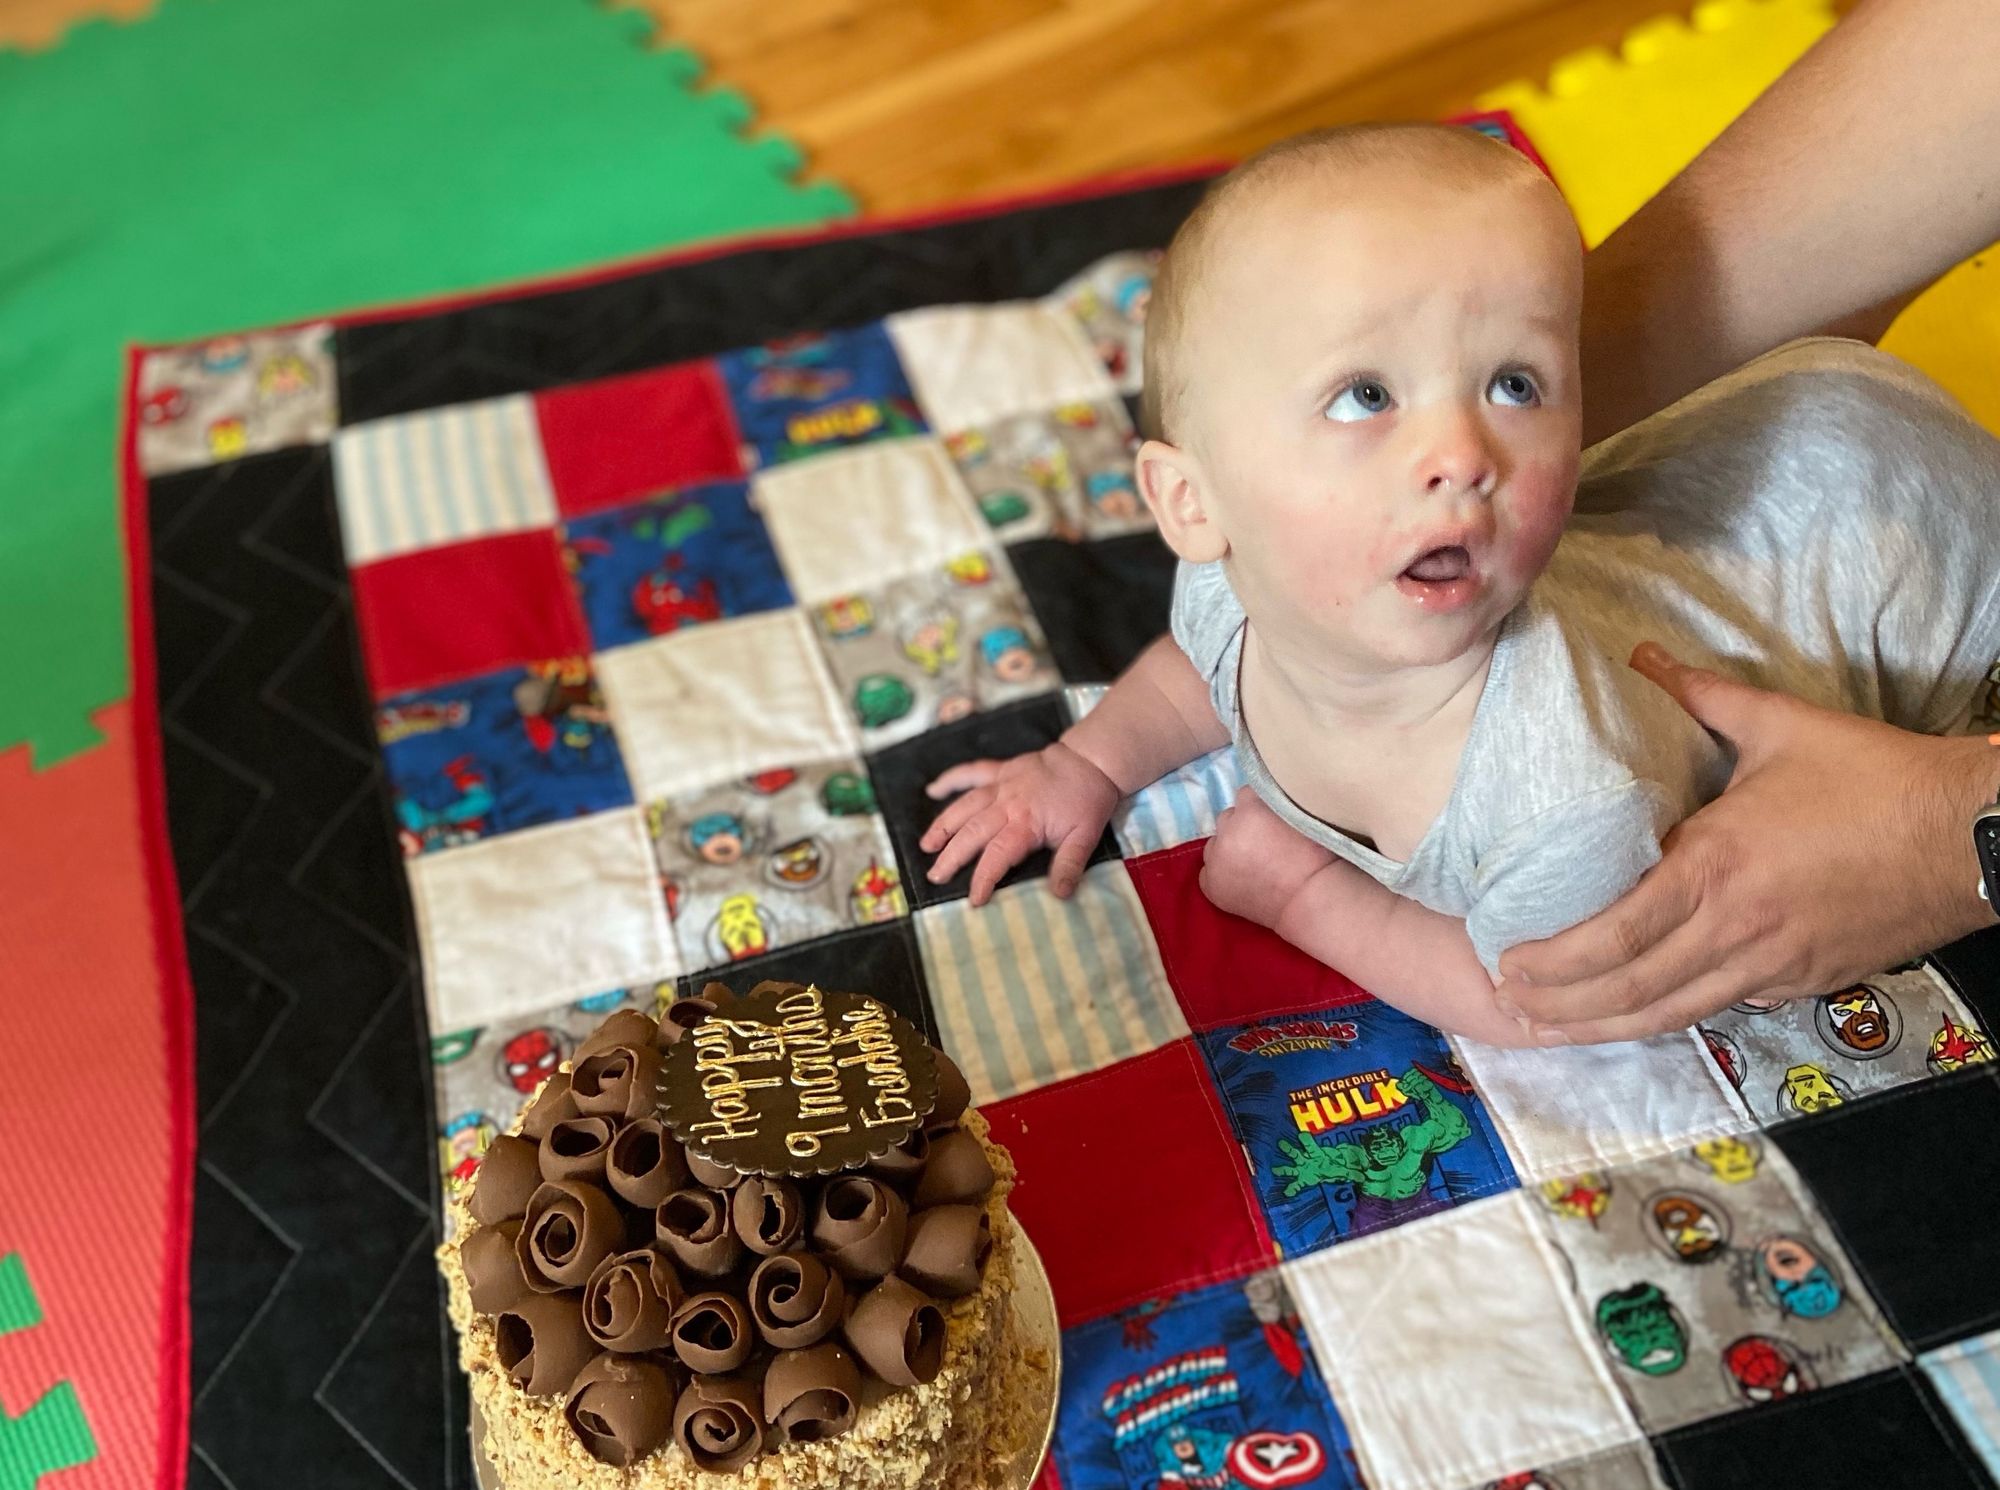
[658,982,939,1179]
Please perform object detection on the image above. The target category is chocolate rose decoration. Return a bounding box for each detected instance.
[469,1134,542,1226]
[654,1189,745,1278]
[565,1352,681,1468]
[764,1341,863,1444]
[912,1129,995,1209]
[731,1176,805,1256]
[747,1253,846,1349]
[539,1115,616,1185]
[519,1180,625,1292]
[606,1117,689,1208]
[811,1177,908,1281]
[494,1291,596,1397]
[571,1042,663,1122]
[574,1008,660,1064]
[864,1128,930,1187]
[519,1071,579,1140]
[845,1274,946,1387]
[671,1373,763,1474]
[655,995,719,1049]
[684,1148,741,1191]
[670,1291,755,1374]
[462,1222,530,1315]
[926,1045,971,1132]
[582,1246,683,1353]
[899,1204,992,1298]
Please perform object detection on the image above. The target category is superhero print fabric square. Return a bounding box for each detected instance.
[559,480,793,651]
[751,436,993,605]
[406,807,677,1030]
[332,395,557,564]
[1529,1137,1902,1434]
[1285,1192,1645,1490]
[1198,998,1517,1254]
[593,609,859,801]
[1049,250,1160,397]
[376,660,633,856]
[884,301,1118,429]
[942,399,1149,544]
[431,985,659,1206]
[647,758,904,975]
[138,322,337,475]
[1697,962,1994,1123]
[808,548,1058,749]
[915,861,1187,1105]
[716,324,926,469]
[1054,1270,1360,1490]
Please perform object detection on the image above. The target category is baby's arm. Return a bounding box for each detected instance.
[1200,791,1535,1046]
[923,636,1230,904]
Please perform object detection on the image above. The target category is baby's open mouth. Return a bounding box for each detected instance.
[1401,545,1472,583]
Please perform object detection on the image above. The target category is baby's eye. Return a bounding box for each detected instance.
[1324,379,1393,423]
[1488,369,1541,407]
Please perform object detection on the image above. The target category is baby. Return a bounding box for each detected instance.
[921,122,2000,1047]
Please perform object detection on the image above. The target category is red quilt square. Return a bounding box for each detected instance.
[1126,841,1371,1032]
[351,529,589,697]
[983,1040,1273,1327]
[535,361,743,516]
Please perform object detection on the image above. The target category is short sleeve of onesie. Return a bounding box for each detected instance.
[1170,559,1247,723]
[1464,778,1677,978]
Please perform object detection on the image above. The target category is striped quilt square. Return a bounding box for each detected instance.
[915,860,1187,1105]
[333,394,557,563]
[1922,1331,2000,1481]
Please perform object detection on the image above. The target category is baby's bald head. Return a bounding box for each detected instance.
[1139,122,1572,447]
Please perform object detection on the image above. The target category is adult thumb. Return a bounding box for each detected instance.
[1628,642,1763,746]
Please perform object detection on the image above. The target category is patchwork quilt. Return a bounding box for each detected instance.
[133,139,2000,1490]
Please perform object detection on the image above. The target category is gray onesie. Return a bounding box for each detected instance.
[1170,339,2000,976]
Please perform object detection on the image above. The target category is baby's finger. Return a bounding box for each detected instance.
[969,823,1041,906]
[1047,827,1098,899]
[927,804,1010,883]
[926,759,1001,800]
[919,786,996,853]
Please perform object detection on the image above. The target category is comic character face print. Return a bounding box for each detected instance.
[1700,1026,1744,1091]
[819,596,875,639]
[1780,1063,1850,1115]
[1539,1173,1611,1224]
[201,336,250,372]
[854,673,914,730]
[1928,1017,1994,1073]
[935,690,976,726]
[713,894,771,961]
[944,553,993,586]
[850,861,906,924]
[1596,1283,1688,1376]
[633,566,721,635]
[1817,986,1899,1057]
[1751,1235,1844,1320]
[766,836,827,889]
[901,611,960,676]
[1690,1136,1761,1185]
[142,386,189,425]
[980,625,1038,684]
[208,416,248,459]
[257,353,314,399]
[820,772,875,817]
[1647,1192,1731,1263]
[688,812,750,866]
[1088,469,1143,520]
[499,1028,568,1095]
[1721,1335,1812,1405]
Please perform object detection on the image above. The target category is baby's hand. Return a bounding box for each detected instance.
[920,743,1120,905]
[1200,789,1338,928]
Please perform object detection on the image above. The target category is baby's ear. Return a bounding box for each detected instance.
[1135,439,1227,563]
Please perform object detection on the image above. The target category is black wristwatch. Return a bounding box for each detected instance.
[1975,799,2000,913]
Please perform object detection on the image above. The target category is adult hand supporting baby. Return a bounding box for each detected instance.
[1494,644,2000,1042]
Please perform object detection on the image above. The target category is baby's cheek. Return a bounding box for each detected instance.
[1498,458,1575,583]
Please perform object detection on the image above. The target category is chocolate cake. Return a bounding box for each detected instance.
[437,981,1048,1488]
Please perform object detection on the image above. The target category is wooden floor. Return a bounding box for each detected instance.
[5,0,1794,212]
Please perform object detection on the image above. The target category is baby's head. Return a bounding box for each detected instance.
[1137,123,1584,673]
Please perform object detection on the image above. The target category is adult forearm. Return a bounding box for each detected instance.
[1580,0,2000,445]
[1062,635,1231,795]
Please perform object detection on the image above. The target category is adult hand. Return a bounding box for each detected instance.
[1495,643,2000,1042]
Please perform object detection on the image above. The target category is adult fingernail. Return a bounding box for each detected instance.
[1532,1026,1571,1047]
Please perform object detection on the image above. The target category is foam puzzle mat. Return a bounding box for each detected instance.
[127,132,2000,1490]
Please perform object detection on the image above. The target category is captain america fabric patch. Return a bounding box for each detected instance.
[1054,1270,1360,1490]
[376,659,633,855]
[1197,998,1517,1256]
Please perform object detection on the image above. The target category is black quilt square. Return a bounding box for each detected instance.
[865,693,1120,911]
[1929,923,2000,1045]
[1773,1070,2000,1349]
[1009,532,1177,684]
[678,918,935,1042]
[1657,1368,1993,1490]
